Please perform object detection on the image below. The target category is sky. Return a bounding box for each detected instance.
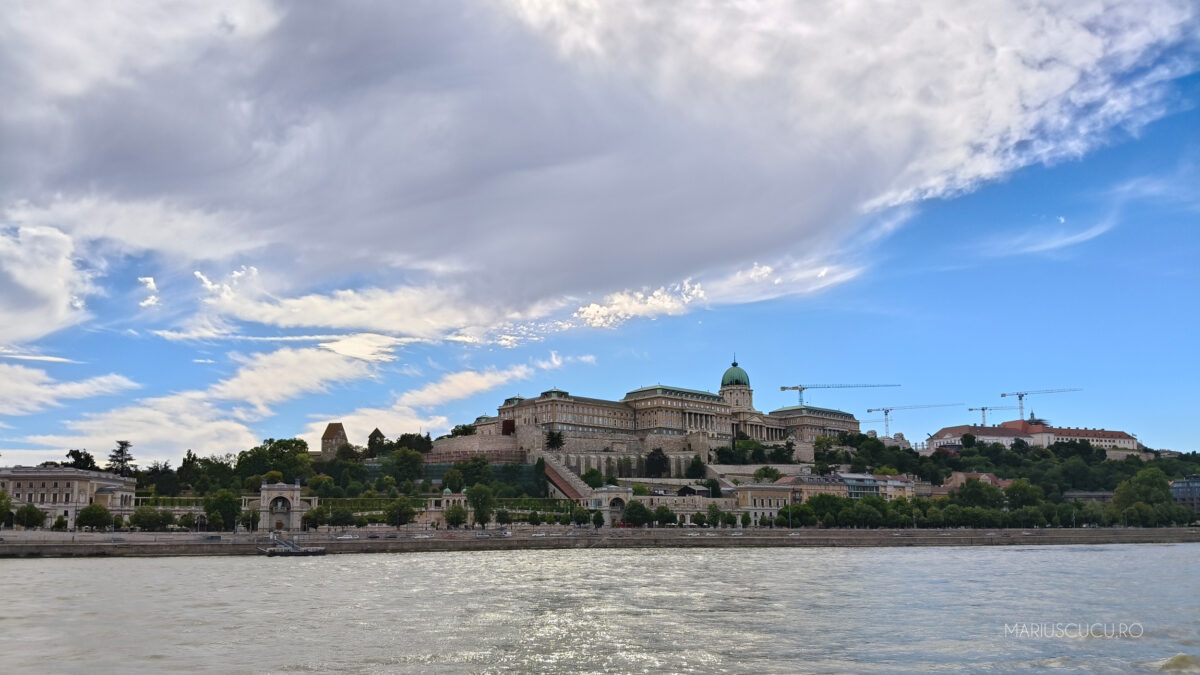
[2,1,1199,468]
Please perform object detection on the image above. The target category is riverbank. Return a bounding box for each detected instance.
[1,526,1197,557]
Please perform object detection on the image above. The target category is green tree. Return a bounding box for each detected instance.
[449,424,476,437]
[496,509,512,527]
[692,513,707,528]
[706,503,724,528]
[106,440,137,477]
[263,470,283,484]
[952,478,1005,509]
[592,510,605,529]
[65,449,100,471]
[685,455,706,479]
[330,508,355,527]
[52,515,68,531]
[580,468,604,489]
[1004,478,1044,509]
[178,512,197,530]
[385,497,416,527]
[645,449,670,478]
[76,504,111,530]
[653,505,677,526]
[15,503,46,529]
[443,469,465,493]
[0,490,11,524]
[572,507,591,527]
[445,504,468,528]
[130,506,165,531]
[384,448,425,484]
[528,510,543,526]
[239,509,259,531]
[203,490,240,531]
[741,511,751,528]
[753,466,782,483]
[303,506,330,528]
[466,483,495,528]
[545,430,565,450]
[621,500,653,527]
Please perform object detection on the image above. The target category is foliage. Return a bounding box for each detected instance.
[65,449,100,471]
[580,468,604,489]
[383,449,425,484]
[385,497,416,527]
[528,510,543,526]
[449,424,476,437]
[645,449,670,478]
[76,504,111,530]
[452,456,493,489]
[445,504,468,528]
[443,469,465,493]
[621,500,653,527]
[106,440,137,477]
[592,510,605,529]
[544,430,565,450]
[753,466,782,483]
[466,483,495,528]
[631,483,649,496]
[653,505,677,526]
[15,503,46,528]
[0,491,11,521]
[496,509,512,526]
[303,506,330,528]
[203,490,241,531]
[572,507,591,527]
[685,455,706,479]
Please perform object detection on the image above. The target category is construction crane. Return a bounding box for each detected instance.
[780,383,899,406]
[866,403,962,437]
[968,405,1018,426]
[1000,388,1082,420]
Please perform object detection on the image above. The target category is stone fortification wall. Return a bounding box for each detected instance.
[427,435,523,464]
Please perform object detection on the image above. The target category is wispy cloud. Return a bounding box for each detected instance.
[981,216,1117,257]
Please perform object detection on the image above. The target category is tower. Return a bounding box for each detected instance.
[719,361,753,412]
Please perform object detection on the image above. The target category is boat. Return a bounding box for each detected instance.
[258,537,326,557]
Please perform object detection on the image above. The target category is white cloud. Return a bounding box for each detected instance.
[575,281,707,328]
[0,347,80,363]
[0,226,95,344]
[137,276,157,292]
[396,365,535,409]
[0,363,137,416]
[207,347,374,415]
[193,358,215,364]
[23,392,260,463]
[317,333,412,362]
[984,216,1118,256]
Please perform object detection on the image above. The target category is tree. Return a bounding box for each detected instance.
[528,510,543,526]
[76,504,111,530]
[572,507,591,527]
[544,430,565,450]
[449,424,476,437]
[692,513,707,528]
[645,448,670,478]
[466,483,495,528]
[302,506,329,528]
[329,508,355,527]
[0,490,11,525]
[706,503,724,528]
[385,497,416,527]
[65,449,100,471]
[685,455,706,479]
[591,510,604,529]
[239,509,259,531]
[961,434,977,449]
[445,504,468,528]
[106,440,137,477]
[753,466,782,483]
[580,468,604,489]
[203,490,240,531]
[443,469,465,493]
[496,509,512,527]
[1004,478,1044,510]
[384,449,425,484]
[621,500,653,527]
[52,515,68,531]
[452,456,493,488]
[703,478,723,498]
[14,504,46,529]
[131,506,165,531]
[741,511,751,528]
[653,505,677,526]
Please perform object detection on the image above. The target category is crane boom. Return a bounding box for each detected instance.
[865,403,962,437]
[780,383,899,406]
[1000,388,1081,420]
[968,405,1018,426]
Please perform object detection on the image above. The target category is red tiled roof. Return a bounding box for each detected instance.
[321,422,346,440]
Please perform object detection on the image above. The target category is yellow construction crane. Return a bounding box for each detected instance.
[1000,388,1081,420]
[866,403,962,437]
[968,405,1018,426]
[780,383,899,406]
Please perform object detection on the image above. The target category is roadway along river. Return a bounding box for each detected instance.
[4,543,1198,673]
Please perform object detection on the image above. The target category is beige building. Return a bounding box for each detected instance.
[928,418,1139,453]
[775,473,849,501]
[1,466,136,529]
[451,361,860,462]
[735,484,794,523]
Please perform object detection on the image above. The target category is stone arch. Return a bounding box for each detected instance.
[609,497,626,524]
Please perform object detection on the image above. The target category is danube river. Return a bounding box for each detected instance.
[5,544,1197,673]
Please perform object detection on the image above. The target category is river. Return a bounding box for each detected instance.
[4,543,1197,673]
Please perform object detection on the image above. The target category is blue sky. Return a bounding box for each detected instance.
[1,2,1198,467]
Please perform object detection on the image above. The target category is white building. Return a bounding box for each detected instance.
[1,466,136,529]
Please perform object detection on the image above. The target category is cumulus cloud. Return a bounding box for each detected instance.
[0,1,1190,346]
[0,226,95,344]
[207,347,375,415]
[24,392,260,462]
[0,363,137,416]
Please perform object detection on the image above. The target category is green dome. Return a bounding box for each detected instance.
[721,361,750,387]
